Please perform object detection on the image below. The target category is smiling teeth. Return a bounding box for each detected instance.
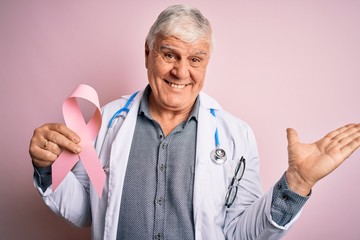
[168,82,186,89]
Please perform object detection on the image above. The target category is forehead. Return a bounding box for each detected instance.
[155,36,210,55]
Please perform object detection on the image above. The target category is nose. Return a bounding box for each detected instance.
[171,59,190,79]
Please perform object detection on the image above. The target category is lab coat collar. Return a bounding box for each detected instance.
[199,91,222,111]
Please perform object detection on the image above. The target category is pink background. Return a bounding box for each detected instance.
[1,1,359,239]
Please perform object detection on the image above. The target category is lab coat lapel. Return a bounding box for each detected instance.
[193,92,221,239]
[103,91,143,240]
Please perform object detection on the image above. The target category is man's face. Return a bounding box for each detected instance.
[145,35,211,113]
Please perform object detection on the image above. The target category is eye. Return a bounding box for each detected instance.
[164,52,176,60]
[190,57,202,67]
[191,57,201,63]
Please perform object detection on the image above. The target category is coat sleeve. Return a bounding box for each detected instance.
[223,121,300,239]
[33,160,92,228]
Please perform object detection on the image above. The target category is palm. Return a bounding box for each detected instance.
[286,124,360,192]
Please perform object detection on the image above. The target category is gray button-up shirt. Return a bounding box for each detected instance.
[117,86,199,240]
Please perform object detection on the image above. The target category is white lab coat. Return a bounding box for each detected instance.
[35,90,300,240]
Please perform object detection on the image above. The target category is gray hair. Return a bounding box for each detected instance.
[146,4,213,50]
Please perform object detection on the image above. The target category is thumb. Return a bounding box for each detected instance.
[286,128,300,146]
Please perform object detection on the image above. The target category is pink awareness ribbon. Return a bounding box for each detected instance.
[52,84,105,197]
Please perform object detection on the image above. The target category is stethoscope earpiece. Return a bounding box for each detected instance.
[211,148,227,165]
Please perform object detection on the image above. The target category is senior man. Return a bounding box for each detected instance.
[30,4,360,240]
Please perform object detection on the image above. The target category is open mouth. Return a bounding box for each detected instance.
[165,80,191,89]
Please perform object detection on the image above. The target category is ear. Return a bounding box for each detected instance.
[145,42,150,69]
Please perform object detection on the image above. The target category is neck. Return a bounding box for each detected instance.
[148,95,194,136]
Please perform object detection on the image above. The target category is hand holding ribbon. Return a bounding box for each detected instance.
[52,84,105,197]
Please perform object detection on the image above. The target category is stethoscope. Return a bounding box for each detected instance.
[209,109,227,164]
[107,91,227,165]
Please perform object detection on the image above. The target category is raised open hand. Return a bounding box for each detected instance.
[285,124,360,196]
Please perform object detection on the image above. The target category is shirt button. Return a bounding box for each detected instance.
[161,143,166,149]
[159,164,165,171]
[155,233,161,239]
[157,198,163,205]
[277,183,282,189]
[281,194,289,200]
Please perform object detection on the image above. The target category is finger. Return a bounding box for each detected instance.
[44,140,63,156]
[325,124,360,150]
[330,124,359,141]
[32,123,80,148]
[337,128,360,158]
[30,144,58,168]
[44,130,82,154]
[323,123,358,140]
[286,128,299,146]
[46,123,81,143]
[341,135,360,158]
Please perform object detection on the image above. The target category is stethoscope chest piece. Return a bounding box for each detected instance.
[211,148,227,165]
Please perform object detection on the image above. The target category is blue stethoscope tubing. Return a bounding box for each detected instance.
[210,109,227,164]
[210,109,220,147]
[106,91,227,164]
[107,91,140,129]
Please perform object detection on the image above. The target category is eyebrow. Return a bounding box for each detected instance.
[159,45,208,56]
